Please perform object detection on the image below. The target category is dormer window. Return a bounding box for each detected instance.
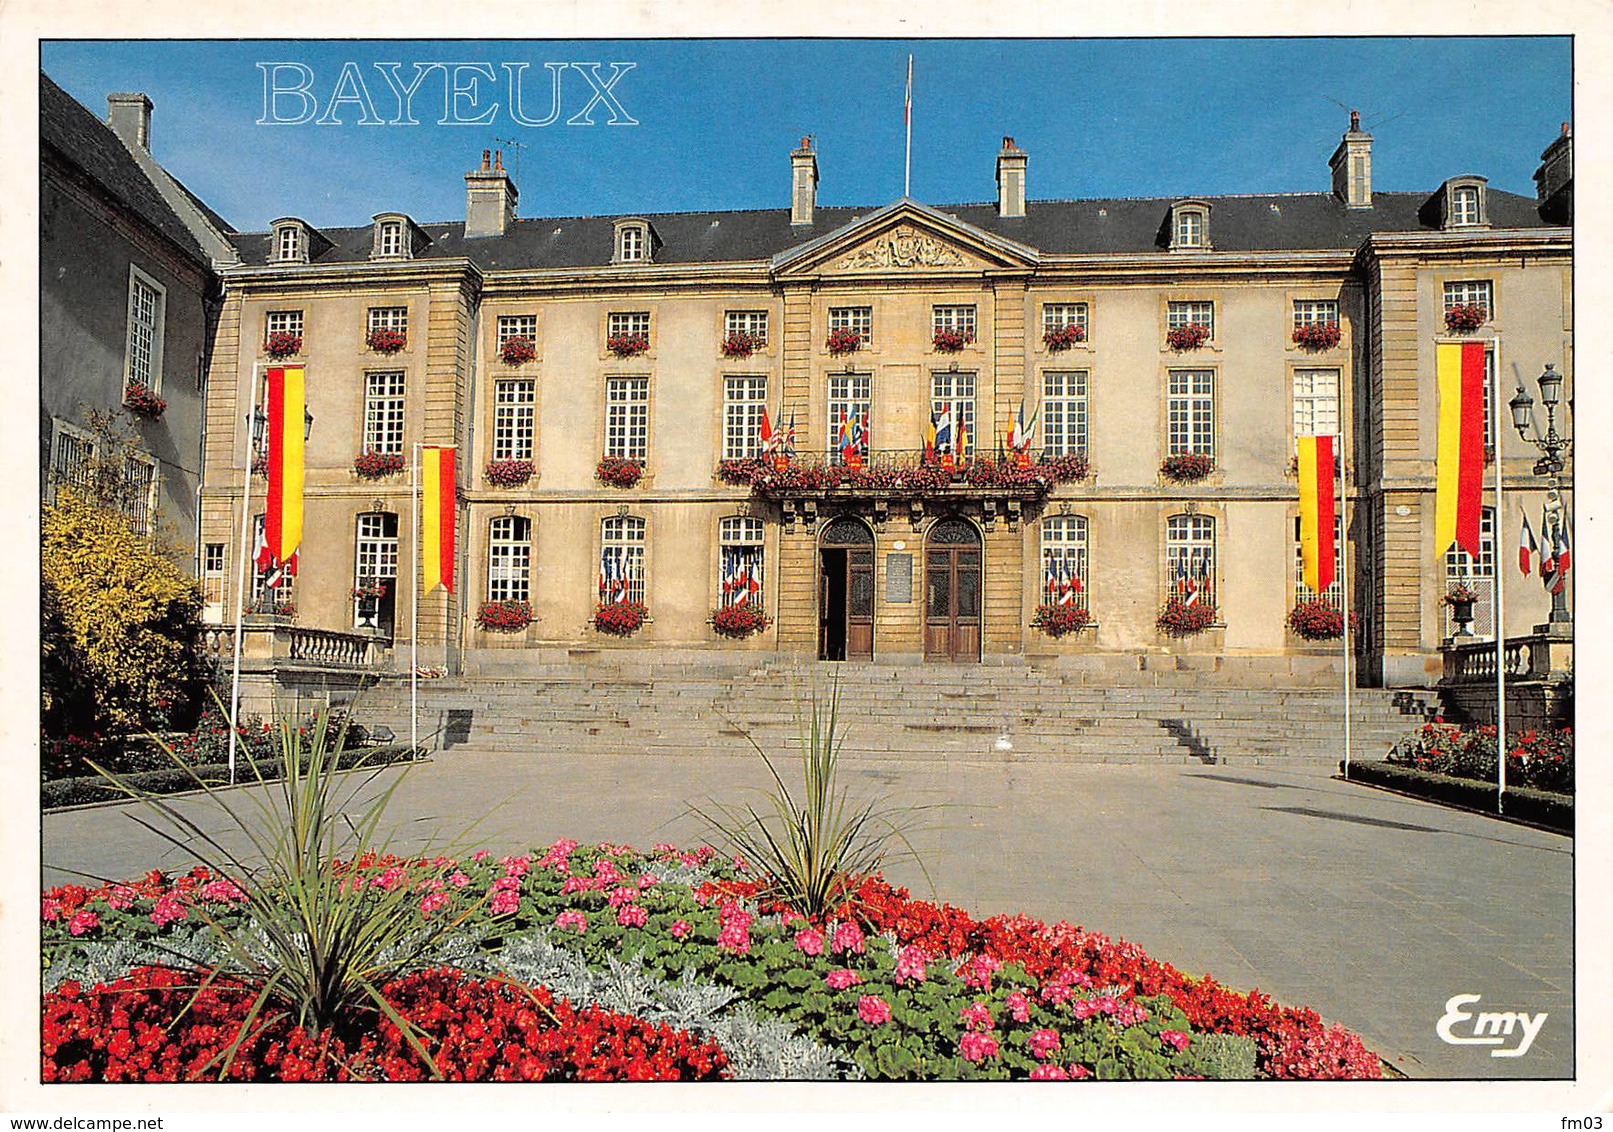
[1452,186,1480,226]
[378,220,404,257]
[273,222,305,264]
[613,218,653,264]
[1169,201,1211,250]
[369,213,424,261]
[1438,176,1489,230]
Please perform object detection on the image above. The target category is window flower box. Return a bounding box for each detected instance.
[827,328,862,356]
[485,459,534,488]
[354,450,406,479]
[1287,599,1355,641]
[932,329,972,353]
[1038,453,1091,483]
[594,600,648,636]
[123,383,167,418]
[476,599,532,632]
[1042,324,1086,351]
[1291,322,1341,351]
[716,459,766,486]
[265,332,303,359]
[712,604,770,638]
[242,596,296,619]
[1444,304,1488,333]
[500,335,537,365]
[720,331,765,359]
[607,333,650,358]
[1160,452,1215,483]
[596,456,643,488]
[1031,603,1092,637]
[1157,597,1216,637]
[366,327,407,354]
[1165,324,1210,351]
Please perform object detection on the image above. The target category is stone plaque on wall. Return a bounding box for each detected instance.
[886,552,913,603]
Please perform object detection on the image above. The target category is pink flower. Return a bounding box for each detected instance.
[200,879,246,903]
[489,889,520,916]
[1071,999,1097,1020]
[41,897,61,922]
[470,849,491,862]
[617,903,648,929]
[501,855,531,878]
[1006,991,1032,1023]
[447,871,471,889]
[105,886,138,911]
[678,852,699,868]
[555,910,587,933]
[825,969,862,990]
[857,995,891,1025]
[538,839,578,869]
[637,873,658,889]
[1029,1063,1069,1080]
[669,919,691,939]
[1161,1030,1191,1052]
[560,875,590,896]
[959,1002,995,1032]
[67,909,100,936]
[372,866,406,891]
[150,893,186,927]
[794,928,825,957]
[1028,1028,1061,1060]
[418,891,451,917]
[831,920,864,955]
[959,1031,999,1062]
[732,854,748,871]
[894,945,929,984]
[1069,1064,1092,1079]
[959,953,1001,990]
[1115,1001,1149,1027]
[652,842,677,855]
[607,886,639,907]
[593,859,622,884]
[717,901,753,955]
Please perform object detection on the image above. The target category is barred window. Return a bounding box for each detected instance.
[125,269,164,391]
[1292,514,1345,608]
[488,516,532,603]
[605,377,649,461]
[265,310,303,343]
[123,454,157,537]
[719,516,765,609]
[1445,507,1497,638]
[49,421,95,500]
[931,371,976,456]
[723,376,767,460]
[368,306,407,335]
[1042,303,1088,337]
[1166,514,1216,607]
[1442,280,1492,317]
[493,379,536,461]
[497,314,537,348]
[829,306,873,345]
[1167,301,1214,337]
[1293,300,1339,329]
[932,305,977,342]
[1041,515,1089,611]
[600,515,646,604]
[1167,369,1215,456]
[608,312,651,339]
[827,373,871,465]
[724,311,769,345]
[1293,369,1341,438]
[1041,371,1088,457]
[364,372,406,454]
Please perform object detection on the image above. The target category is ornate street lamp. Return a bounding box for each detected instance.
[1508,364,1572,630]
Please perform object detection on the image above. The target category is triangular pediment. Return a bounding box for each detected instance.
[772,199,1040,278]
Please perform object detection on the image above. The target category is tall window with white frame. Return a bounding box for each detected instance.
[368,306,408,338]
[829,305,873,346]
[827,373,870,465]
[1293,299,1340,332]
[264,310,303,350]
[1165,514,1216,609]
[1042,302,1089,342]
[1174,209,1205,248]
[608,311,651,347]
[1451,186,1481,226]
[618,224,645,262]
[931,371,976,455]
[724,311,769,347]
[719,516,765,609]
[1442,279,1493,319]
[1444,507,1497,638]
[487,516,532,604]
[605,377,649,462]
[932,304,976,345]
[1041,370,1088,457]
[1167,300,1214,339]
[275,226,302,262]
[492,379,536,462]
[723,375,767,460]
[600,515,646,604]
[201,542,226,623]
[1292,514,1346,611]
[125,268,164,394]
[1040,515,1089,611]
[497,314,537,352]
[377,220,405,257]
[354,512,399,633]
[363,372,406,455]
[1293,368,1341,440]
[1167,369,1215,456]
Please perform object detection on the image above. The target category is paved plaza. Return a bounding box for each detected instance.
[41,746,1573,1080]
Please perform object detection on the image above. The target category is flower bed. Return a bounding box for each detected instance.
[122,383,167,417]
[594,601,648,636]
[1165,324,1210,351]
[1160,453,1215,483]
[41,844,1383,1081]
[1444,304,1488,333]
[1157,598,1216,637]
[1042,324,1086,351]
[827,328,862,356]
[366,328,407,354]
[500,336,536,365]
[485,459,534,487]
[712,604,769,638]
[265,332,302,359]
[1286,599,1355,641]
[1291,322,1341,351]
[721,331,764,358]
[1031,603,1092,637]
[1385,721,1573,794]
[354,450,405,478]
[596,456,643,488]
[476,600,533,632]
[607,333,650,358]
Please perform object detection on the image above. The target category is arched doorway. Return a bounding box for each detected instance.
[819,516,874,661]
[925,517,982,662]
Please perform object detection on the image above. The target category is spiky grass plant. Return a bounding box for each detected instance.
[691,680,931,924]
[87,708,503,1078]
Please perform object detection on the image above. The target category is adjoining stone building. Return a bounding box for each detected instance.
[197,118,1572,689]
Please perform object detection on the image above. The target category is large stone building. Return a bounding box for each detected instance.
[196,117,1572,688]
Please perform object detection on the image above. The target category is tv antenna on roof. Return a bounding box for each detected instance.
[495,137,527,187]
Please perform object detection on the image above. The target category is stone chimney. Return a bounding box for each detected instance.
[464,148,518,239]
[790,136,818,226]
[107,92,153,151]
[1329,109,1373,209]
[996,137,1027,218]
[1534,122,1572,224]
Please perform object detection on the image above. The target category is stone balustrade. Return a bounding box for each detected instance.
[1441,632,1572,685]
[202,621,391,671]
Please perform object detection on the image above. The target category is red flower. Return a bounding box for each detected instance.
[353,451,406,478]
[265,332,303,359]
[476,600,533,632]
[1042,324,1087,351]
[366,327,407,354]
[500,336,537,365]
[122,383,167,418]
[1166,323,1211,351]
[1292,322,1341,351]
[607,333,650,357]
[596,456,643,488]
[932,328,972,353]
[827,327,862,356]
[594,601,648,636]
[485,459,534,487]
[1031,603,1091,637]
[712,604,770,638]
[1160,452,1215,482]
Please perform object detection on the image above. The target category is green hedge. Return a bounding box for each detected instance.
[1344,760,1572,834]
[41,745,423,811]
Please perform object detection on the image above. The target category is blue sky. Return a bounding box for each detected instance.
[41,38,1570,232]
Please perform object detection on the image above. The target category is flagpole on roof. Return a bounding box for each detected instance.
[411,442,421,759]
[226,366,263,787]
[1492,339,1507,812]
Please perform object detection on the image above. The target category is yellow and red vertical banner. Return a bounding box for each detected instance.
[1434,341,1487,559]
[421,446,456,593]
[1297,433,1336,593]
[264,366,305,562]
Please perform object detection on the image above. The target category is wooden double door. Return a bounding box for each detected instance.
[924,519,981,662]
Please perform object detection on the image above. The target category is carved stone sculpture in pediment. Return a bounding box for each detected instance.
[833,225,967,271]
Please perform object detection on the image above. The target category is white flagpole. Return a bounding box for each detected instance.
[411,442,420,757]
[904,55,913,198]
[1492,341,1507,812]
[1340,436,1354,778]
[226,368,262,787]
